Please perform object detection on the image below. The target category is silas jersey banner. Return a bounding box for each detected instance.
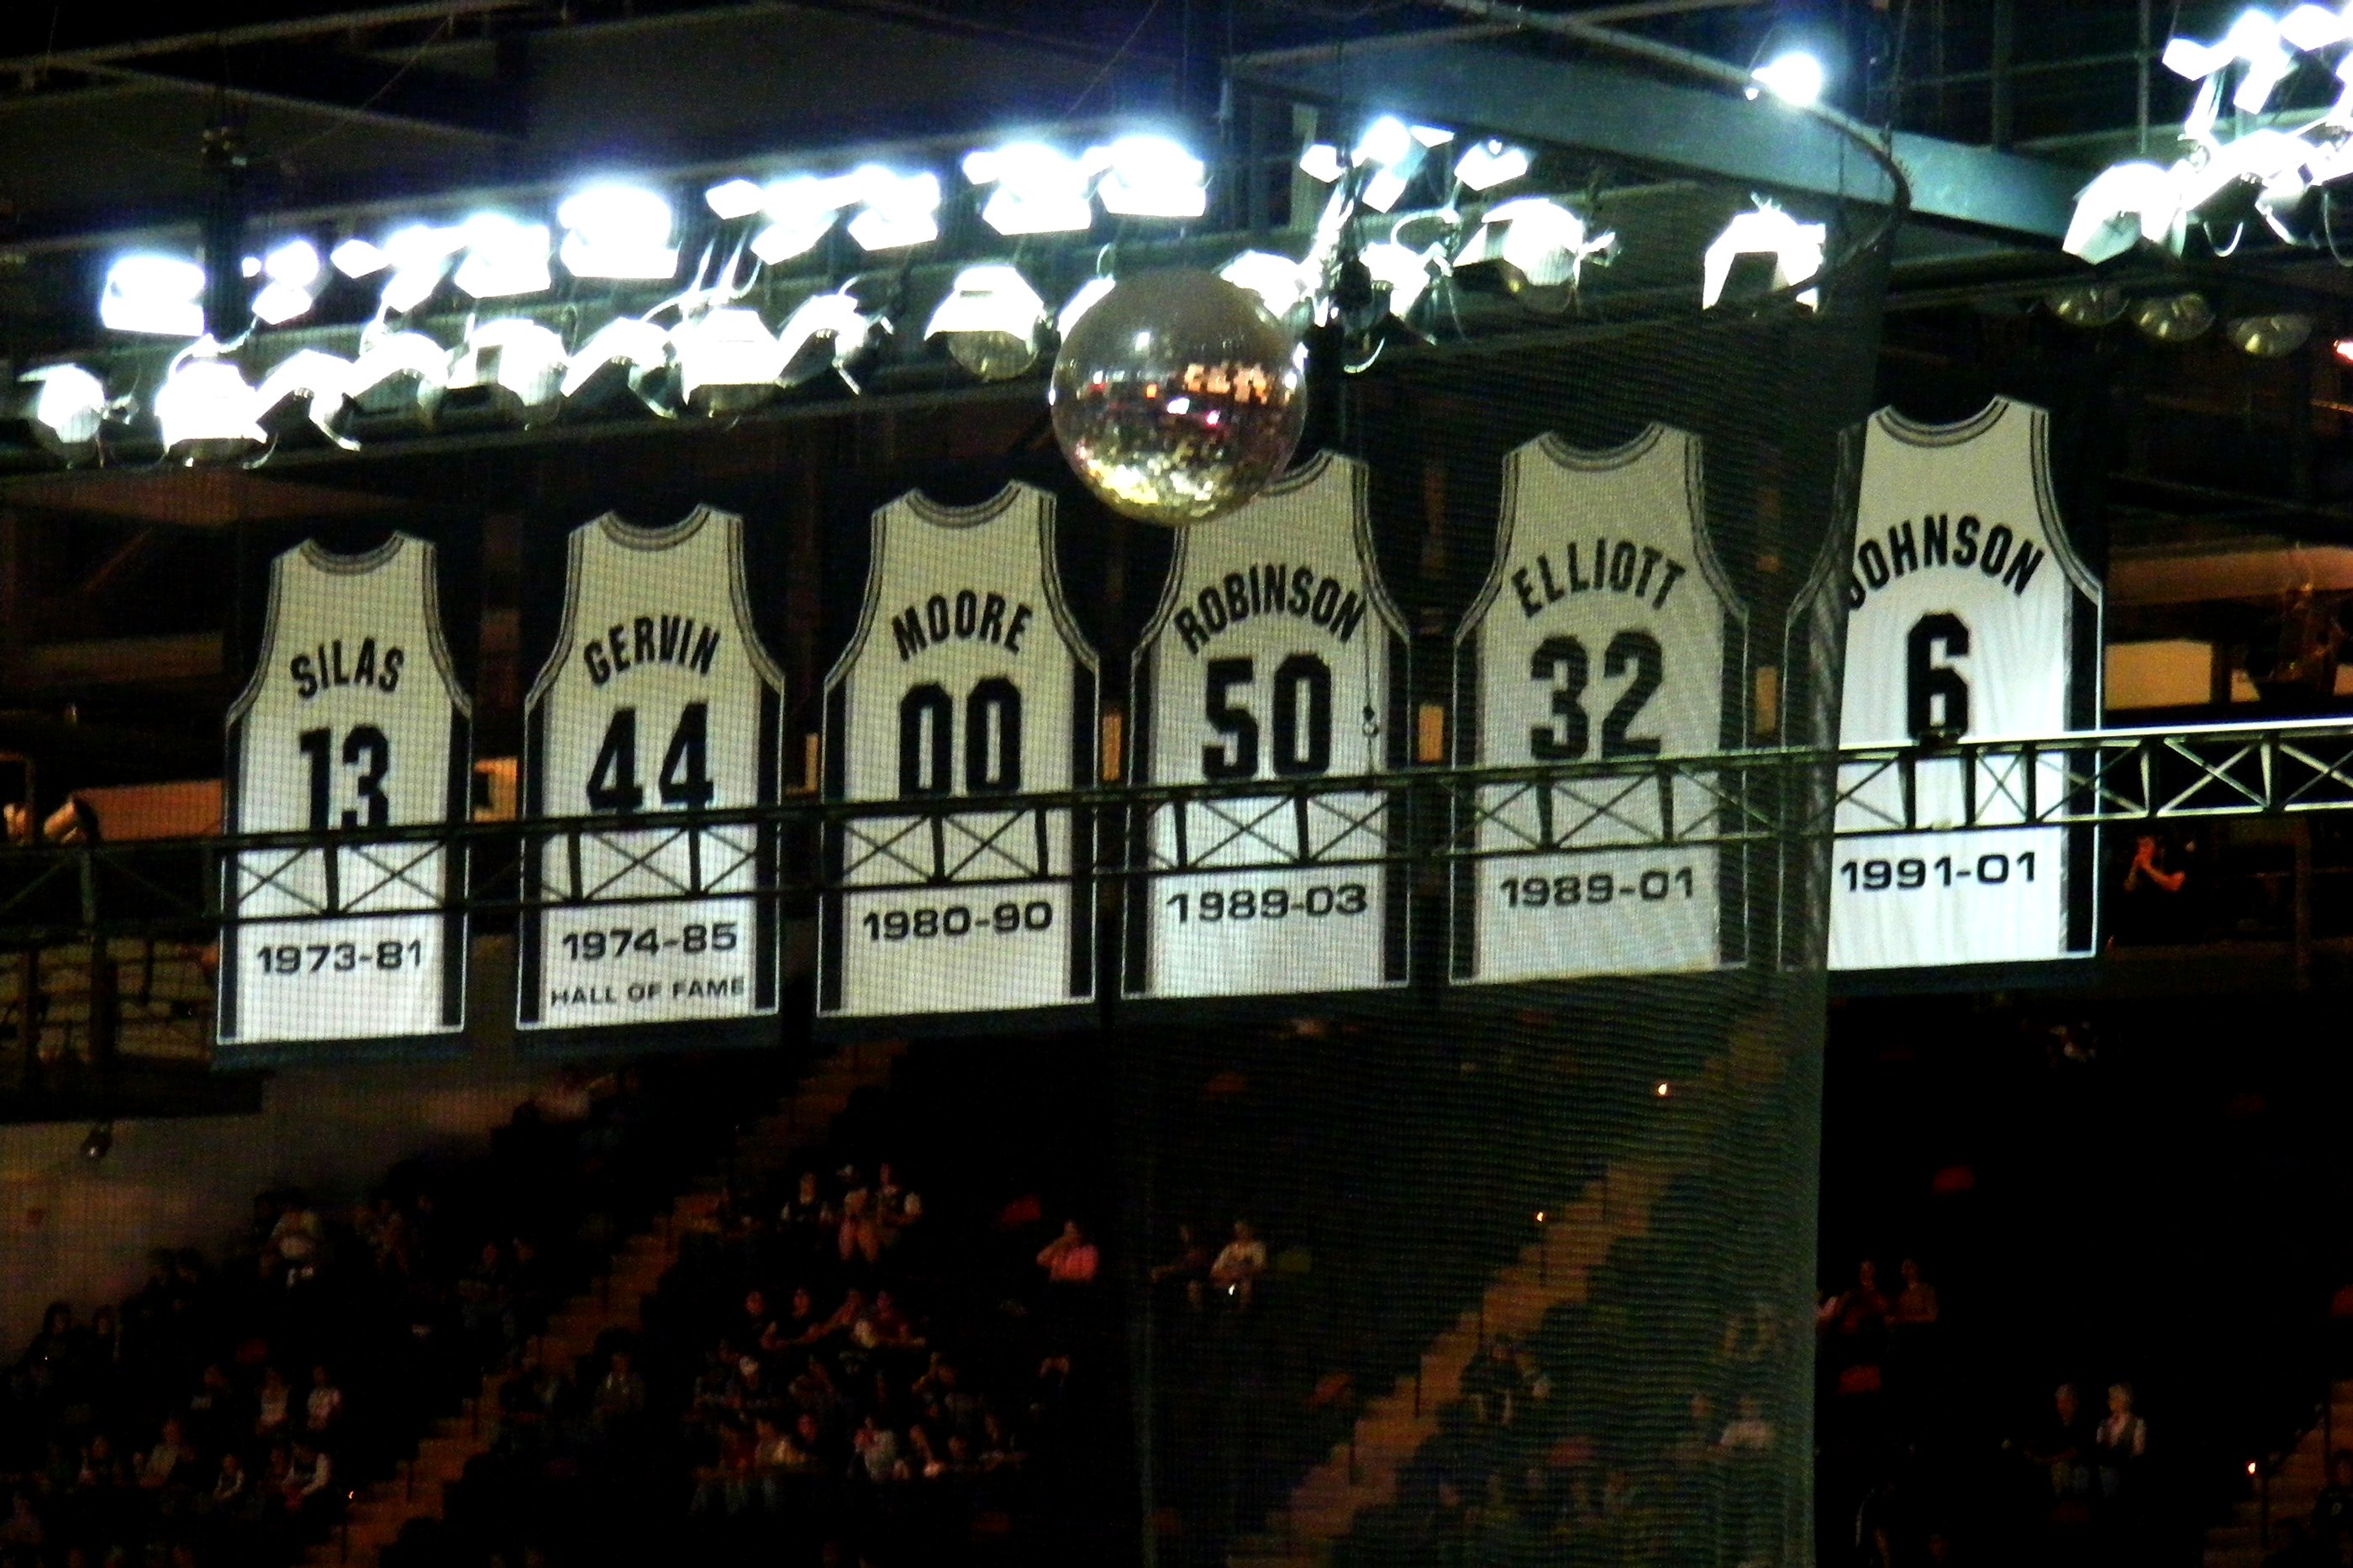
[819,483,1098,1019]
[1453,427,1746,985]
[219,534,471,1054]
[519,508,782,1031]
[1126,452,1410,1000]
[1811,397,2103,970]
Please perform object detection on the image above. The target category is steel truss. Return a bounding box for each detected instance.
[5,716,2353,944]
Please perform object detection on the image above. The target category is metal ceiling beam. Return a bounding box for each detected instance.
[0,0,526,76]
[1229,33,2083,241]
[71,45,525,141]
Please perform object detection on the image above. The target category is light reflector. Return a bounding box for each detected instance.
[100,255,205,337]
[964,142,1094,236]
[453,214,552,299]
[925,264,1049,381]
[1703,203,1827,310]
[558,185,679,281]
[1092,134,1208,218]
[844,166,941,251]
[20,365,108,461]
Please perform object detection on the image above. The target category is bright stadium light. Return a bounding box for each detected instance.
[154,342,265,465]
[452,213,552,299]
[445,318,568,424]
[1091,134,1208,218]
[2162,9,2294,112]
[1056,276,1117,338]
[963,142,1094,236]
[704,177,766,220]
[1360,240,1438,318]
[561,314,672,402]
[925,264,1049,381]
[1748,49,1827,106]
[750,176,842,265]
[558,184,679,281]
[777,289,882,389]
[19,365,108,463]
[345,329,451,428]
[100,254,206,337]
[1298,143,1346,184]
[1703,202,1828,311]
[253,350,355,447]
[1455,197,1617,293]
[670,305,784,414]
[378,223,462,314]
[844,166,941,251]
[329,236,388,279]
[250,239,324,326]
[1351,116,1452,212]
[1219,250,1313,322]
[1453,139,1532,192]
[2282,3,2353,50]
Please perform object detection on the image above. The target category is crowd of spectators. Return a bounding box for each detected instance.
[0,1058,757,1568]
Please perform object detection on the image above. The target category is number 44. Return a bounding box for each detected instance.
[587,702,713,812]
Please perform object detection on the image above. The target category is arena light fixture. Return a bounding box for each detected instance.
[1298,143,1347,185]
[1455,197,1617,294]
[19,365,108,463]
[2225,310,2311,356]
[1090,134,1208,218]
[345,329,451,429]
[443,318,568,424]
[777,289,882,390]
[1453,139,1531,192]
[1349,116,1454,213]
[329,236,388,279]
[926,264,1049,381]
[747,176,843,265]
[1219,250,1316,326]
[2282,3,2353,50]
[452,213,552,299]
[250,239,324,327]
[154,341,265,465]
[963,142,1094,236]
[100,254,206,337]
[252,349,356,447]
[704,177,766,220]
[2129,290,2215,343]
[2164,9,2296,113]
[1359,240,1438,319]
[844,166,941,251]
[378,223,462,314]
[670,305,784,414]
[2044,282,2129,327]
[2062,161,2180,263]
[1748,49,1827,107]
[2335,334,2353,366]
[561,314,672,402]
[558,184,679,281]
[1702,202,1826,310]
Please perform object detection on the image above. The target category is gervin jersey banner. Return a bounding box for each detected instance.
[819,483,1098,1019]
[1813,396,2103,971]
[1452,427,1746,985]
[1125,451,1410,1000]
[219,534,471,1055]
[519,508,783,1033]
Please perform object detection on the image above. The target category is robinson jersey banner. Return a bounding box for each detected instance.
[1818,397,2102,970]
[819,484,1098,1018]
[1453,428,1745,984]
[220,534,470,1052]
[1126,452,1410,999]
[520,508,782,1031]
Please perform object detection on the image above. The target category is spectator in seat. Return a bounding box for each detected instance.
[206,1451,250,1520]
[2019,1382,2092,1501]
[592,1349,648,1436]
[2316,1450,2353,1547]
[1151,1223,1212,1312]
[2115,833,2190,945]
[2092,1381,2148,1503]
[304,1365,343,1444]
[1035,1221,1099,1287]
[1890,1259,1939,1329]
[836,1187,884,1270]
[284,1439,333,1522]
[1212,1219,1268,1308]
[137,1417,193,1492]
[253,1365,292,1442]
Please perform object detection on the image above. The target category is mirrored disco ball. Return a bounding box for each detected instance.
[1049,267,1307,526]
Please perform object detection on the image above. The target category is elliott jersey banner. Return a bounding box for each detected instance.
[1125,452,1410,999]
[819,484,1098,1019]
[519,508,782,1031]
[1452,428,1746,984]
[1813,397,2103,970]
[219,534,471,1053]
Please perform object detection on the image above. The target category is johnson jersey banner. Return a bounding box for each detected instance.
[1452,427,1747,984]
[1125,452,1411,1000]
[1813,396,2103,970]
[818,483,1098,1019]
[519,508,783,1033]
[219,534,471,1055]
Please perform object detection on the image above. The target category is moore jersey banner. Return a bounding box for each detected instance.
[1125,452,1410,1000]
[519,508,782,1033]
[219,534,471,1055]
[1452,428,1747,985]
[819,483,1098,1019]
[1812,397,2103,971]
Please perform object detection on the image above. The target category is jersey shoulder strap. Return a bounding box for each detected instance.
[694,503,787,692]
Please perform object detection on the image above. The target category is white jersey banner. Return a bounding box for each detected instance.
[1453,427,1746,984]
[1814,396,2103,970]
[220,534,471,1052]
[519,508,783,1031]
[1125,452,1410,999]
[818,483,1098,1019]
